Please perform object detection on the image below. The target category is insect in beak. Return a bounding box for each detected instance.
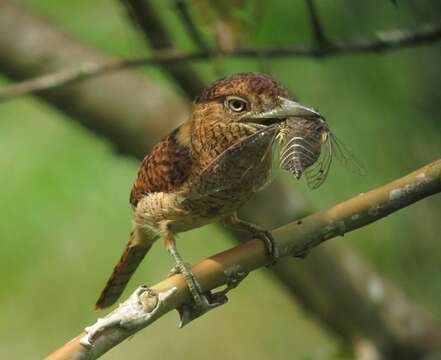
[277,117,328,180]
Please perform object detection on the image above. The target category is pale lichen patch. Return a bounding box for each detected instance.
[389,188,404,201]
[224,264,242,278]
[368,275,384,303]
[80,286,177,348]
[351,214,360,221]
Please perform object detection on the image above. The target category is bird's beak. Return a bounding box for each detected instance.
[252,96,321,122]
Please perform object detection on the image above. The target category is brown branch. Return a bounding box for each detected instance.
[1,21,441,101]
[45,159,441,360]
[120,0,206,99]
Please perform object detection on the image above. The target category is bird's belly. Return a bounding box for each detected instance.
[134,165,271,233]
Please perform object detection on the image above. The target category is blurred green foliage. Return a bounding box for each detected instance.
[0,0,440,359]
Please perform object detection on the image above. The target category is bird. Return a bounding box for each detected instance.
[95,72,321,324]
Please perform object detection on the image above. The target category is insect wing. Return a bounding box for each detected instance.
[303,131,333,189]
[330,133,367,176]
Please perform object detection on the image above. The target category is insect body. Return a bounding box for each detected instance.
[278,117,365,189]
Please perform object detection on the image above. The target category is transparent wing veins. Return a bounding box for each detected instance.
[330,133,367,176]
[303,133,333,189]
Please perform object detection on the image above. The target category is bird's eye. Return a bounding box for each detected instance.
[226,97,248,113]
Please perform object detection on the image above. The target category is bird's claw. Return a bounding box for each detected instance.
[254,229,279,261]
[176,269,249,327]
[168,261,227,327]
[177,291,227,328]
[222,215,279,263]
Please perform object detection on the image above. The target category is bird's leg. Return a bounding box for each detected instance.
[164,232,202,305]
[222,212,279,260]
[163,228,226,327]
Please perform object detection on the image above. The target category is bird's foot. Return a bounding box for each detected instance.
[177,291,227,328]
[176,268,249,327]
[251,227,279,262]
[223,214,279,262]
[164,227,247,327]
[170,262,227,327]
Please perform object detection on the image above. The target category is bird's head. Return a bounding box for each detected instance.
[192,72,321,127]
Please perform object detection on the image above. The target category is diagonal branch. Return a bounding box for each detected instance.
[1,21,441,101]
[45,159,441,360]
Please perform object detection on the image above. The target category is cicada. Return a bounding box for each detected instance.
[277,117,366,189]
[184,116,365,207]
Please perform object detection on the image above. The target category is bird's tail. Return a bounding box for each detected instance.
[95,227,157,310]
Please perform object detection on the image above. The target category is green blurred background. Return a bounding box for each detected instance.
[0,0,440,359]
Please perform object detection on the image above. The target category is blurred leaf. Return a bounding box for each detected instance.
[190,0,263,47]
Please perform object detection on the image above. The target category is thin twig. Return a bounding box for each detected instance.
[1,22,441,101]
[305,0,328,51]
[175,0,211,52]
[45,159,441,360]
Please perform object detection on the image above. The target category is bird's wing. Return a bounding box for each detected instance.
[130,125,193,207]
[185,126,279,198]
